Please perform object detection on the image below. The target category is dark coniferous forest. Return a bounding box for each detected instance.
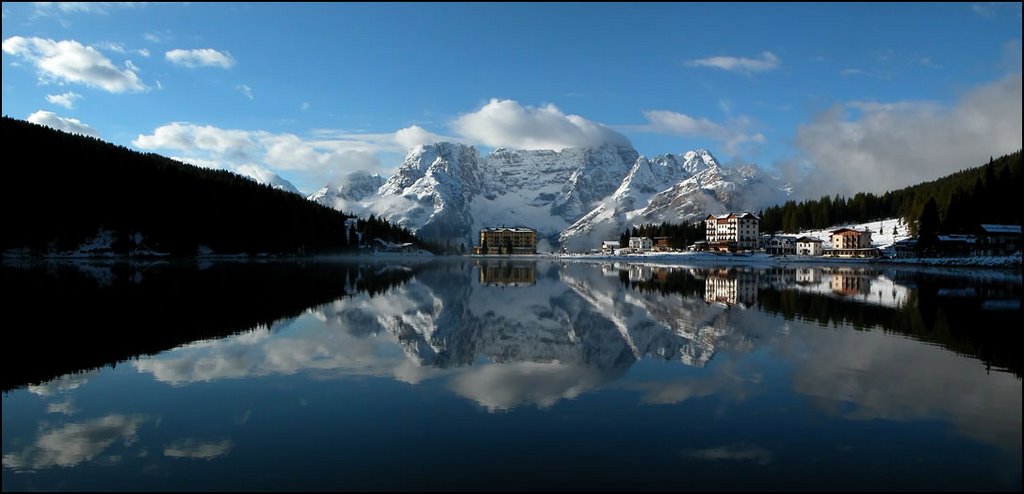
[759,151,1022,235]
[1,116,428,256]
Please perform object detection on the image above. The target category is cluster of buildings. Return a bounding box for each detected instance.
[470,216,1020,259]
[892,224,1022,258]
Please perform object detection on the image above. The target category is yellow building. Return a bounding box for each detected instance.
[473,227,537,255]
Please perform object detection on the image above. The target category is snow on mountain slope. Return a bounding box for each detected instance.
[311,143,787,249]
[559,149,789,250]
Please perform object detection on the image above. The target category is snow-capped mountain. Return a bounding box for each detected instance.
[560,150,787,249]
[308,170,386,211]
[310,143,787,249]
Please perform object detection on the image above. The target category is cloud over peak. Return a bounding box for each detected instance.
[2,36,145,93]
[453,98,631,151]
[165,48,235,69]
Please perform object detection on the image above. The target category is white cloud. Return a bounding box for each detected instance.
[638,110,765,155]
[133,122,448,191]
[795,74,1022,196]
[236,84,253,100]
[686,51,780,74]
[27,110,100,138]
[165,48,235,69]
[143,32,162,43]
[45,91,82,109]
[32,2,146,15]
[2,36,146,93]
[300,101,310,111]
[135,48,149,57]
[452,98,631,150]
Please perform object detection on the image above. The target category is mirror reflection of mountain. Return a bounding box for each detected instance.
[5,260,1019,491]
[1,259,421,391]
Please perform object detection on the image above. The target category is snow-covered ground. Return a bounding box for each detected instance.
[790,218,912,250]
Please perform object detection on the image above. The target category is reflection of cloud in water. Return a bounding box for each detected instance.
[163,439,233,460]
[788,325,1023,450]
[628,368,760,405]
[684,444,774,465]
[47,399,78,415]
[27,371,98,396]
[134,309,409,385]
[449,362,611,412]
[2,414,146,471]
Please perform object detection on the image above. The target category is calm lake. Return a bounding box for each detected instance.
[2,258,1021,491]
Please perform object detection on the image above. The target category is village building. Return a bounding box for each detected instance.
[827,228,878,258]
[705,212,760,252]
[762,235,797,255]
[975,224,1022,256]
[629,236,654,252]
[601,240,620,254]
[472,227,537,255]
[795,236,823,256]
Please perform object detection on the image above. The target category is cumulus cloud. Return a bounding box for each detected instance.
[134,122,449,192]
[2,36,145,92]
[27,110,100,138]
[686,51,780,74]
[453,98,631,150]
[638,110,765,155]
[165,48,235,69]
[45,91,82,109]
[795,74,1022,197]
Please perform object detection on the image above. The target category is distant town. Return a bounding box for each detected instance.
[472,212,1021,260]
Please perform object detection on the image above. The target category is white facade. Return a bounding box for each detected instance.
[796,237,823,256]
[629,236,653,252]
[601,240,620,254]
[705,212,760,251]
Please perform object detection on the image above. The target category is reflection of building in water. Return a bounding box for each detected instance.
[829,269,872,297]
[796,268,821,284]
[477,261,537,286]
[705,269,758,307]
[628,264,653,282]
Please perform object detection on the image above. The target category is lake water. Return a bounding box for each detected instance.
[2,258,1021,491]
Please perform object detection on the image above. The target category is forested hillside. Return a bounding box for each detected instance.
[1,117,427,255]
[760,151,1022,235]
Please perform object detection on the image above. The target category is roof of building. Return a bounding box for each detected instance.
[979,224,1022,234]
[795,236,823,243]
[705,212,760,220]
[602,241,620,247]
[831,227,870,234]
[937,234,976,243]
[481,227,536,233]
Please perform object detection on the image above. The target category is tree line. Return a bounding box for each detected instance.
[619,221,705,249]
[2,116,433,255]
[759,150,1021,235]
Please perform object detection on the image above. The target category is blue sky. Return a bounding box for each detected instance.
[3,2,1021,196]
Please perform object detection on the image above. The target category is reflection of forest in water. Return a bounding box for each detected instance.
[4,259,1020,392]
[618,264,1022,377]
[1,259,421,390]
